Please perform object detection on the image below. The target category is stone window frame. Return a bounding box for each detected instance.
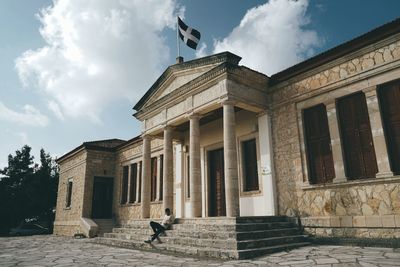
[297,77,398,189]
[65,178,73,209]
[127,158,143,206]
[237,132,263,197]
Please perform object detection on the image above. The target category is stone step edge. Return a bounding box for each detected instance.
[112,227,300,235]
[103,233,308,245]
[93,237,311,259]
[118,222,295,230]
[106,231,303,241]
[236,242,311,259]
[237,234,309,244]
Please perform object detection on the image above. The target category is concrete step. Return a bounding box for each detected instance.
[95,216,309,259]
[237,242,311,259]
[119,220,296,232]
[111,227,301,241]
[235,222,296,231]
[93,237,311,260]
[104,231,307,250]
[93,219,115,237]
[235,216,294,223]
[237,234,308,250]
[236,228,302,240]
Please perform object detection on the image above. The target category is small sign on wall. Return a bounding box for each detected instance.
[261,166,271,176]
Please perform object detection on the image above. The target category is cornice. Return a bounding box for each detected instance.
[134,62,235,120]
[270,31,400,91]
[133,52,242,111]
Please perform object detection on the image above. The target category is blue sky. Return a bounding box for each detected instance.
[0,0,399,168]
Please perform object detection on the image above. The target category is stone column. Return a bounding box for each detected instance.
[364,87,393,178]
[326,101,347,182]
[222,101,240,217]
[163,126,174,212]
[141,135,151,218]
[189,114,202,217]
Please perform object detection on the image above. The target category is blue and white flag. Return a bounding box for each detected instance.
[178,17,201,50]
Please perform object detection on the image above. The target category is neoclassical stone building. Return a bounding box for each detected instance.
[54,19,400,243]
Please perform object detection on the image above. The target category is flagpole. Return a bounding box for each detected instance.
[176,16,181,59]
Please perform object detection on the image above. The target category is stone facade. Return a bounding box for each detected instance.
[54,19,400,242]
[269,29,400,238]
[54,150,87,236]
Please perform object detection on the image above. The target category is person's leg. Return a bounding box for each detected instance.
[147,221,163,242]
[150,221,159,234]
[152,225,165,241]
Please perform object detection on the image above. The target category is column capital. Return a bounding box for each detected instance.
[324,100,336,110]
[187,113,202,120]
[220,99,237,106]
[141,134,152,140]
[256,110,270,118]
[163,125,175,131]
[362,85,378,98]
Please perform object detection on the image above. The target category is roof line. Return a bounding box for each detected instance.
[56,138,127,163]
[270,17,400,86]
[133,51,241,111]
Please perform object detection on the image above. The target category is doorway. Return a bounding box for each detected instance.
[92,177,114,219]
[208,148,226,217]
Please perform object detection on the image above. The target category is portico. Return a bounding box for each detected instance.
[133,52,276,218]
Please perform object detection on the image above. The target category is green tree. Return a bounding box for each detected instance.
[0,145,59,235]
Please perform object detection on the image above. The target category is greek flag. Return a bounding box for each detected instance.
[178,17,201,50]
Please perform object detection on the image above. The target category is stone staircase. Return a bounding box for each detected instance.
[93,219,115,237]
[93,216,310,259]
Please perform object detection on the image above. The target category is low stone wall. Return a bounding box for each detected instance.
[53,221,81,236]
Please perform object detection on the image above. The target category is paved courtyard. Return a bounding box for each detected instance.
[0,235,399,267]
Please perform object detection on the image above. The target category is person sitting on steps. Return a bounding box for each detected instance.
[145,208,174,244]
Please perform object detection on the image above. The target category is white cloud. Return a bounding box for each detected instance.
[16,0,180,123]
[213,0,322,75]
[0,102,49,127]
[195,42,208,58]
[47,100,64,120]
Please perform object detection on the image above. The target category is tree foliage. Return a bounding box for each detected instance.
[0,145,59,235]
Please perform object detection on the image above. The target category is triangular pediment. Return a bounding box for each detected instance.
[133,52,242,111]
[145,65,216,107]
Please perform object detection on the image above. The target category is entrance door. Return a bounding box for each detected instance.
[92,177,114,219]
[208,148,226,217]
[379,80,400,175]
[337,92,378,179]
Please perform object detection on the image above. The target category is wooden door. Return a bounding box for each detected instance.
[337,92,378,179]
[379,80,400,174]
[303,104,335,184]
[208,148,226,217]
[92,177,113,219]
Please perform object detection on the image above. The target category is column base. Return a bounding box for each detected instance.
[376,171,394,179]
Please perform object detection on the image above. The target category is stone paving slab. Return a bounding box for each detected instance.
[0,235,399,266]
